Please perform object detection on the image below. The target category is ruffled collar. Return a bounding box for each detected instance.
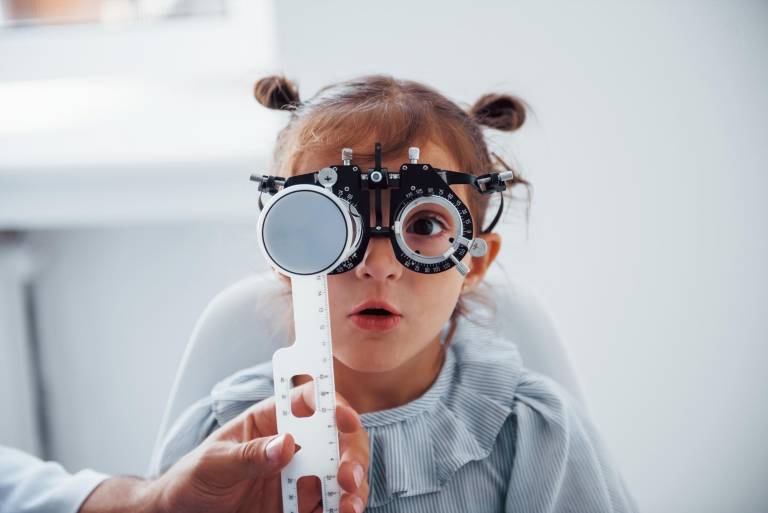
[208,319,524,508]
[360,320,523,507]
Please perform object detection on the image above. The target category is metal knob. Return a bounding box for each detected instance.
[449,254,471,276]
[469,238,488,257]
[342,148,353,166]
[408,147,420,164]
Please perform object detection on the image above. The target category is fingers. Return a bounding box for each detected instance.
[340,492,366,513]
[284,391,368,513]
[288,379,318,418]
[296,469,367,513]
[337,411,370,513]
[338,420,370,476]
[296,476,322,513]
[214,382,362,446]
[334,390,351,408]
[180,433,296,495]
[203,382,369,513]
[228,432,295,480]
[212,395,278,443]
[288,383,356,421]
[336,403,363,434]
[337,454,369,511]
[337,460,367,494]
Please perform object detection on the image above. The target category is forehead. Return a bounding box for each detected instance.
[293,139,460,172]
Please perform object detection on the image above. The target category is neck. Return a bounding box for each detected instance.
[333,336,446,414]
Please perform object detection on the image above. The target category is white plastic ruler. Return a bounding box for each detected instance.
[272,274,341,513]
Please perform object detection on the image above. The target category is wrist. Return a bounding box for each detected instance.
[79,476,165,513]
[137,477,167,513]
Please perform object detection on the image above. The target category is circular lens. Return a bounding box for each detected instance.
[399,197,459,259]
[261,188,349,275]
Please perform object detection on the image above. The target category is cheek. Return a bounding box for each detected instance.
[411,272,464,316]
[326,273,355,317]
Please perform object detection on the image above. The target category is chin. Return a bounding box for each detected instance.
[333,343,410,373]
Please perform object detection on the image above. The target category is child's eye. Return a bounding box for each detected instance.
[406,214,448,236]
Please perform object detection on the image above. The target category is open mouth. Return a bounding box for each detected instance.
[358,308,394,316]
[349,302,402,331]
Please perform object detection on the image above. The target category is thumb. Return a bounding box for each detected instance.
[226,433,295,481]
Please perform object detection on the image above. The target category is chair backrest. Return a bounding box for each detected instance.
[149,268,588,472]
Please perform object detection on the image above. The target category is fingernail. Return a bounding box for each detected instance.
[352,464,365,489]
[266,434,285,462]
[350,495,364,513]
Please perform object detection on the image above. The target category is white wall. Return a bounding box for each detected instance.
[0,236,40,456]
[1,1,766,512]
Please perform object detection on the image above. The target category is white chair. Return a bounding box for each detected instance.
[149,268,588,472]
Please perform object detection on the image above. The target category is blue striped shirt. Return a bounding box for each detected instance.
[152,320,639,512]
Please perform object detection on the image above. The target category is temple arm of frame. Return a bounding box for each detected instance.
[441,170,515,195]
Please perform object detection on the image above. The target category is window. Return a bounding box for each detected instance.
[1,0,227,27]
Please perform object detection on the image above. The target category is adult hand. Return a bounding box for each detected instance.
[151,381,370,513]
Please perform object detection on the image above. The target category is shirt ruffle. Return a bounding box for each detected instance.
[206,319,525,508]
[360,322,524,507]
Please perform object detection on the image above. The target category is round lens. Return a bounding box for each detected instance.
[400,199,458,258]
[261,189,349,275]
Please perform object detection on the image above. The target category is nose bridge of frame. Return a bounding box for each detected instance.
[366,188,392,234]
[361,231,399,267]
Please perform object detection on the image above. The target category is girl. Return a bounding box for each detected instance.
[153,74,639,513]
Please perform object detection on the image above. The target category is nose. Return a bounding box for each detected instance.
[354,236,403,282]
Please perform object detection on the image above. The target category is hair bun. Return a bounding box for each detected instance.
[253,75,301,111]
[469,93,527,132]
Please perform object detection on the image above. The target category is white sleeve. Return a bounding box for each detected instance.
[0,446,109,513]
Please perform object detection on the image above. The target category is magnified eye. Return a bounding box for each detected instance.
[400,200,457,258]
[407,214,448,236]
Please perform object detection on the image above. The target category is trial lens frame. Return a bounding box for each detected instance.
[251,142,515,277]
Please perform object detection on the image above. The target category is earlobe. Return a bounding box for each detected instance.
[482,232,502,267]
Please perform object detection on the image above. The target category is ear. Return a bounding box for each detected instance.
[463,232,502,292]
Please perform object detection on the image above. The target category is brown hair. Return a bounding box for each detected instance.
[254,74,532,344]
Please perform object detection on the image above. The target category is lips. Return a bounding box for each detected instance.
[349,299,403,331]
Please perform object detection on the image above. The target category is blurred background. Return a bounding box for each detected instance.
[1,1,766,512]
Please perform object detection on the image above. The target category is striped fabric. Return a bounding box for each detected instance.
[152,320,639,512]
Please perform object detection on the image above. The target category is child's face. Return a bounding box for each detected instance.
[280,140,497,373]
